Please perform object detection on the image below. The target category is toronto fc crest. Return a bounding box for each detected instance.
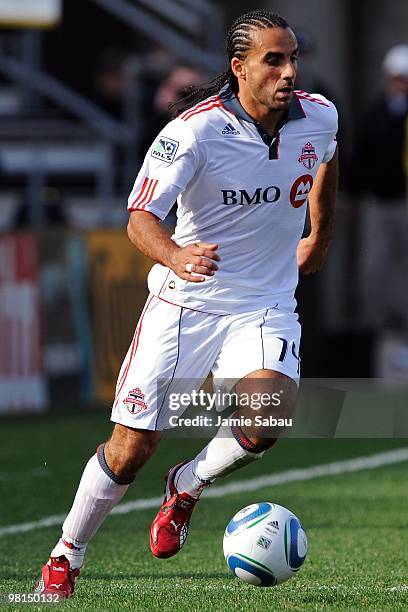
[124,387,148,414]
[298,142,318,169]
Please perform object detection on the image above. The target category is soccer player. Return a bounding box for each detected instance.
[36,10,338,598]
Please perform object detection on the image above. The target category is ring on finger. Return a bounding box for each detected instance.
[185,262,194,273]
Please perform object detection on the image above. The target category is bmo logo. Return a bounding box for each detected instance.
[222,186,281,206]
[290,175,314,208]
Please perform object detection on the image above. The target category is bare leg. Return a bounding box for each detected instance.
[175,370,297,496]
[234,369,298,450]
[105,424,162,477]
[51,424,162,568]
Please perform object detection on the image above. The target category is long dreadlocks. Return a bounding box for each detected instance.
[172,10,289,116]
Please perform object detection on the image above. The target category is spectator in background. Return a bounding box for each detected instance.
[140,64,205,154]
[351,45,408,331]
[93,47,133,119]
[351,45,408,201]
[154,65,205,120]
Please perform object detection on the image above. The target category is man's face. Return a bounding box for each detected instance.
[235,27,299,111]
[387,75,408,97]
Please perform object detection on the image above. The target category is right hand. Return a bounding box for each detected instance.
[169,242,220,282]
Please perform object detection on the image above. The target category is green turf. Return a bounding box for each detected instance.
[0,409,407,611]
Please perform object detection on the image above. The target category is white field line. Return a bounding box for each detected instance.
[1,447,407,537]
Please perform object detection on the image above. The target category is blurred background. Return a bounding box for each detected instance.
[0,0,408,415]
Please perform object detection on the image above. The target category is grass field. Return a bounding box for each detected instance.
[0,409,407,611]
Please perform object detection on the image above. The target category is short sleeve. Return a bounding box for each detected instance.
[127,119,199,220]
[323,137,337,163]
[321,98,338,163]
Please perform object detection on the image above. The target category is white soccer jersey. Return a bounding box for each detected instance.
[128,85,338,315]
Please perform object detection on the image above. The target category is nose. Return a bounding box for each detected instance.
[281,59,296,82]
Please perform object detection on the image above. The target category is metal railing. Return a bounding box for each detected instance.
[0,1,224,227]
[90,0,223,72]
[0,53,132,143]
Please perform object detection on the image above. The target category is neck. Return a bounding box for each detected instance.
[237,90,284,135]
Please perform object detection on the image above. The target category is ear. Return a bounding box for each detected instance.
[231,57,246,80]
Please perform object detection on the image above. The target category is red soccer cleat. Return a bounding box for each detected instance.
[150,462,198,559]
[35,555,80,600]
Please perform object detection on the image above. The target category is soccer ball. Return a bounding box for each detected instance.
[223,502,307,587]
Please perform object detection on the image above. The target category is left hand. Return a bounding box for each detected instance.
[297,236,329,275]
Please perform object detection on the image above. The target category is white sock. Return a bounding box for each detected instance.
[175,425,264,499]
[51,448,131,569]
[50,538,87,570]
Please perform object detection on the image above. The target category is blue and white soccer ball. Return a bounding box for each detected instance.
[223,502,307,587]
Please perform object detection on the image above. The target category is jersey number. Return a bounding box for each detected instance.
[278,337,300,374]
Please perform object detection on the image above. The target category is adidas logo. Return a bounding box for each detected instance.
[268,520,279,530]
[221,122,240,135]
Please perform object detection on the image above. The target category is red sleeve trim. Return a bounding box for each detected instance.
[295,91,330,107]
[182,96,222,121]
[179,95,219,120]
[129,177,159,210]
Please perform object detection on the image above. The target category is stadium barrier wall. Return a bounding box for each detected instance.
[85,230,152,404]
[38,230,93,408]
[0,234,47,413]
[0,229,152,414]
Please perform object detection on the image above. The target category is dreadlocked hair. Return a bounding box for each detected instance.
[171,10,289,117]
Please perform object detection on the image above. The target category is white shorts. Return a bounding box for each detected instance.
[111,295,301,431]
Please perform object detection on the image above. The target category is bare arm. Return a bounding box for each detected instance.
[297,146,339,274]
[127,210,219,283]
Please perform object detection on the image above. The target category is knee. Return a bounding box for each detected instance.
[104,424,162,479]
